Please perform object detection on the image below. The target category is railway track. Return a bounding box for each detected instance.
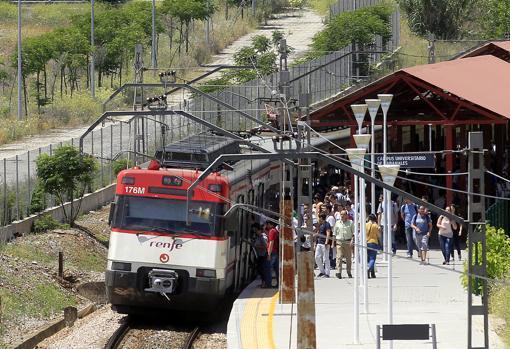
[105,316,201,349]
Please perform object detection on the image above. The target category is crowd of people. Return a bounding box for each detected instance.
[252,171,466,287]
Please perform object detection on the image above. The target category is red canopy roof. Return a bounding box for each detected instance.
[310,55,510,128]
[458,41,510,62]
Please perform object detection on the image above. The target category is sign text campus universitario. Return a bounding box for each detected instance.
[374,153,435,168]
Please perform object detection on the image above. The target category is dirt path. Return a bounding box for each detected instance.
[0,8,324,163]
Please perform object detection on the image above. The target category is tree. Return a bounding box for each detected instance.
[397,0,477,39]
[36,146,97,226]
[161,0,214,53]
[479,0,510,39]
[310,4,393,55]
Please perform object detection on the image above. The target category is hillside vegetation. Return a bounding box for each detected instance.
[0,0,289,145]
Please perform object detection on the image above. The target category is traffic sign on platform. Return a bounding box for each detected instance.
[375,153,435,168]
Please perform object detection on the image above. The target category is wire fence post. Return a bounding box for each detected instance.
[15,155,19,221]
[27,151,31,217]
[110,125,113,183]
[100,127,104,188]
[3,159,7,225]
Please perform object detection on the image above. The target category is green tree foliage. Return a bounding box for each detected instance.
[199,32,284,93]
[160,0,214,53]
[36,146,97,226]
[462,225,510,296]
[397,0,476,39]
[112,158,134,176]
[310,4,393,56]
[479,0,510,39]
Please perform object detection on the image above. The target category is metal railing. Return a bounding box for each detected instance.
[0,0,401,228]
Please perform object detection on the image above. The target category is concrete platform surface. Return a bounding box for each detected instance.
[227,250,506,349]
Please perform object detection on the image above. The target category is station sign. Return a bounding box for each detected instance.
[374,153,435,168]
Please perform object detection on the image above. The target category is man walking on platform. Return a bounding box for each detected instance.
[401,198,419,258]
[315,213,332,278]
[334,210,354,279]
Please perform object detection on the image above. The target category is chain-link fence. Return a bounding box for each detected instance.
[0,0,401,228]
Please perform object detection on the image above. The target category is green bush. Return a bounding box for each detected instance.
[307,4,393,61]
[33,214,63,234]
[462,224,510,296]
[112,158,134,176]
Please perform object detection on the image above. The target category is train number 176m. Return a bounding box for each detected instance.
[124,186,146,194]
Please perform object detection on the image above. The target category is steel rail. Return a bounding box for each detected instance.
[104,316,133,349]
[182,327,201,349]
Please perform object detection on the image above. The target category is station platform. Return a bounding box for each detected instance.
[227,250,505,349]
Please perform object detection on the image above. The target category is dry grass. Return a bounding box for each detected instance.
[308,0,337,16]
[0,2,261,145]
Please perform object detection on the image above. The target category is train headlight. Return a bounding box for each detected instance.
[112,262,132,271]
[196,269,216,278]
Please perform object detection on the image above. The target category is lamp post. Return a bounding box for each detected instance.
[353,134,371,315]
[377,94,393,262]
[351,104,367,310]
[365,99,381,216]
[346,147,367,345]
[378,164,400,349]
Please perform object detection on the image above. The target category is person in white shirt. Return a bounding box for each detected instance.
[437,206,457,265]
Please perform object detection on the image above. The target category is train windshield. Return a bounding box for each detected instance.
[111,195,224,236]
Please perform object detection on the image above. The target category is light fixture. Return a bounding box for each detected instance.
[351,104,368,133]
[353,134,371,151]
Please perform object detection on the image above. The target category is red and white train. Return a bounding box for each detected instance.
[106,131,347,314]
[106,134,283,313]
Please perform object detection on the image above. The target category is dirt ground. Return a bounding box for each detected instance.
[0,205,111,348]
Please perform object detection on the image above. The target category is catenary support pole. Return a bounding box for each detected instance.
[467,132,489,349]
[297,250,316,349]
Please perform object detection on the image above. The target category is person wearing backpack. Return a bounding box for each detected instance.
[400,198,420,258]
[410,206,433,264]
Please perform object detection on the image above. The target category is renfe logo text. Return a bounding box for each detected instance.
[150,239,183,252]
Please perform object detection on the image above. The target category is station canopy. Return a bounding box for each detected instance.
[309,54,510,129]
[457,40,510,62]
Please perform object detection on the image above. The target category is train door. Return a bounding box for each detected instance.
[241,189,256,284]
[233,194,245,292]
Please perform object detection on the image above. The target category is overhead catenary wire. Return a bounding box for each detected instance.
[302,125,510,201]
[166,170,510,287]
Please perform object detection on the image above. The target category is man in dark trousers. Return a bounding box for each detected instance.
[265,221,280,288]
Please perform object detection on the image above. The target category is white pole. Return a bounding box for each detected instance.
[386,190,393,349]
[90,0,95,98]
[357,128,368,313]
[353,169,360,344]
[382,109,388,262]
[361,176,368,313]
[371,120,375,213]
[17,0,22,120]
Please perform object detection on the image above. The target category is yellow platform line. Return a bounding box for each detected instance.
[240,288,279,349]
